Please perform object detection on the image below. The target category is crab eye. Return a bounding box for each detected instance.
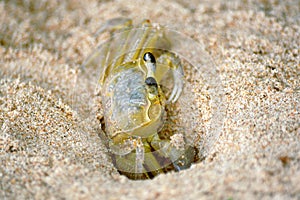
[143,52,157,81]
[145,77,157,87]
[143,52,156,64]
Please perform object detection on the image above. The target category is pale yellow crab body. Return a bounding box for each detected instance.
[102,62,165,140]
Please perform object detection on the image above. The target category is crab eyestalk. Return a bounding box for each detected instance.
[143,52,159,101]
[143,52,156,79]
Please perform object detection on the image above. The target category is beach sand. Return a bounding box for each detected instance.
[0,0,299,199]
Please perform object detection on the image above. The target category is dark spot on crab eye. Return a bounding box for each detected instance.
[145,77,157,87]
[143,52,156,63]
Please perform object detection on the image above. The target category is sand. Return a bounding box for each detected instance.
[0,0,299,199]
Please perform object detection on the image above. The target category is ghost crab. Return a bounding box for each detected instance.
[83,18,195,179]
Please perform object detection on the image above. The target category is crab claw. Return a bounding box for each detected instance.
[168,67,184,103]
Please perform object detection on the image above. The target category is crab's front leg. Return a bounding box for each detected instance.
[109,135,165,177]
[149,134,195,171]
[108,136,145,173]
[156,52,184,103]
